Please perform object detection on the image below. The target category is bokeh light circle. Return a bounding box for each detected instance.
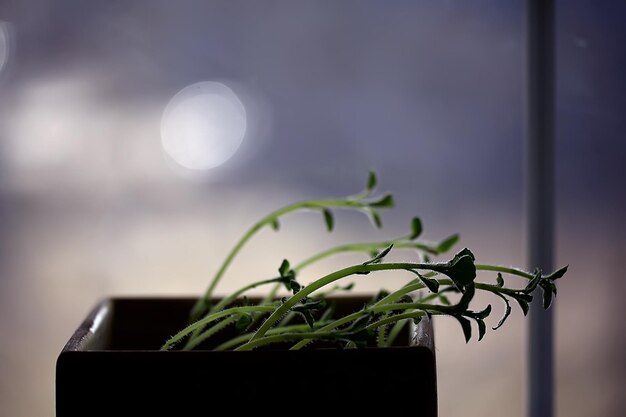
[161,81,247,171]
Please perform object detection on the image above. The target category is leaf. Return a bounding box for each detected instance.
[438,294,451,305]
[435,249,476,291]
[369,209,383,228]
[412,316,422,325]
[409,217,423,240]
[542,285,554,309]
[476,318,487,341]
[496,273,504,287]
[411,270,439,293]
[524,268,542,293]
[367,170,378,192]
[369,193,395,208]
[322,208,334,232]
[493,294,512,330]
[474,304,492,320]
[348,314,372,332]
[235,314,253,332]
[362,244,393,265]
[547,265,568,280]
[278,259,290,277]
[372,289,390,303]
[289,280,302,294]
[454,315,472,343]
[455,283,476,311]
[435,234,460,254]
[515,296,530,316]
[298,310,315,328]
[270,218,280,231]
[291,299,325,326]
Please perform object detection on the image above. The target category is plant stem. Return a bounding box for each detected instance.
[190,198,387,320]
[183,316,238,350]
[234,331,347,351]
[243,261,444,346]
[385,318,409,346]
[161,304,278,350]
[214,322,331,351]
[367,311,429,330]
[209,277,282,314]
[476,264,535,279]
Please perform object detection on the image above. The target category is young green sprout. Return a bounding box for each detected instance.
[162,171,567,351]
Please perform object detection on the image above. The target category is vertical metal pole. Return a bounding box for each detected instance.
[525,1,555,417]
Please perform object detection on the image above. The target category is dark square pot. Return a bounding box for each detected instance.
[56,296,437,416]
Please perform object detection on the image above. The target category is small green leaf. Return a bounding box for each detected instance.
[322,208,334,232]
[291,298,325,324]
[278,259,290,277]
[409,217,423,240]
[515,297,530,316]
[476,318,486,341]
[439,294,451,305]
[435,234,460,254]
[454,315,472,343]
[542,285,554,309]
[398,295,414,304]
[367,170,378,191]
[270,218,280,231]
[455,283,476,311]
[496,273,504,287]
[411,270,439,293]
[373,289,391,303]
[348,314,372,331]
[369,193,394,208]
[524,268,542,293]
[235,314,253,332]
[493,294,512,330]
[369,209,383,228]
[547,265,568,280]
[292,281,302,294]
[474,304,492,320]
[412,315,422,325]
[436,249,476,291]
[297,310,315,328]
[362,244,393,265]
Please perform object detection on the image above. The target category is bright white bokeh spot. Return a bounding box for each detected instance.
[161,81,247,171]
[0,21,9,73]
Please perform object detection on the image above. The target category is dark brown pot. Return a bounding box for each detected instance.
[56,296,437,416]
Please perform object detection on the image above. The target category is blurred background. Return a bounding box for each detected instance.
[0,1,624,416]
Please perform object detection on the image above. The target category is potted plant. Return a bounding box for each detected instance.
[56,172,567,416]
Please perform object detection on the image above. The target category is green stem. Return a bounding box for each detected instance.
[186,276,282,347]
[377,314,388,347]
[235,331,346,351]
[162,304,278,350]
[183,316,238,350]
[209,276,282,314]
[367,311,430,330]
[288,278,431,351]
[243,262,441,346]
[215,322,331,351]
[190,198,383,320]
[476,264,535,279]
[386,319,409,346]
